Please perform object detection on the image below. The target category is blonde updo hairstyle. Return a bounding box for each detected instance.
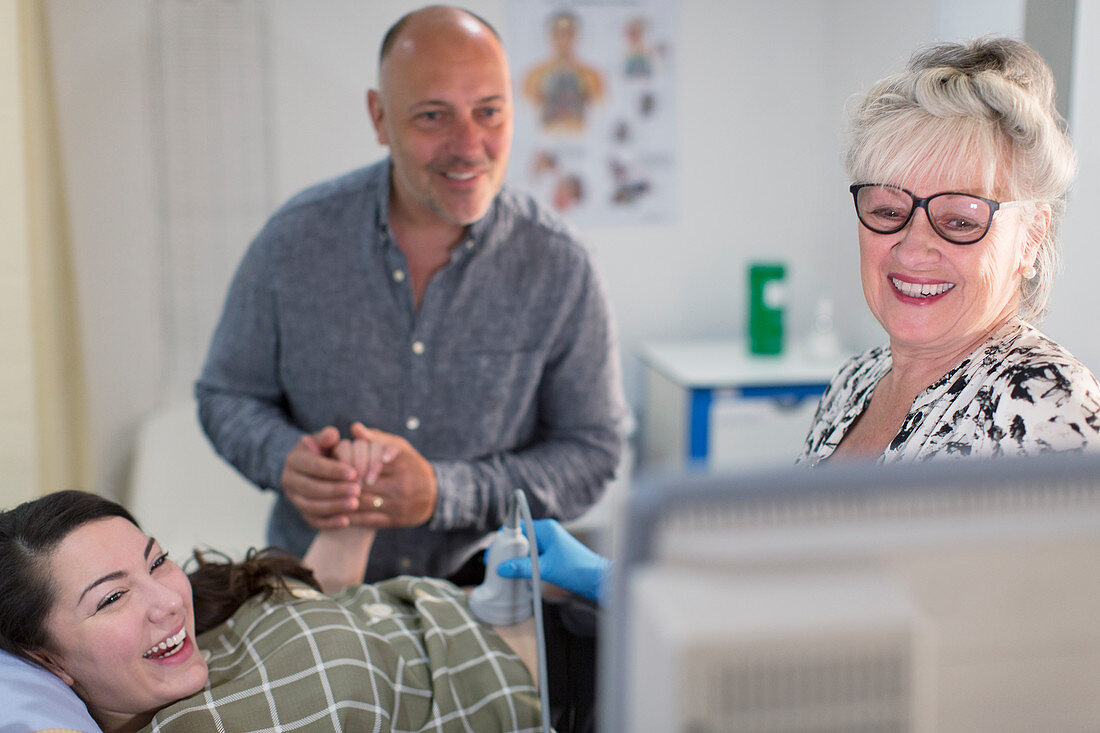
[846,36,1077,322]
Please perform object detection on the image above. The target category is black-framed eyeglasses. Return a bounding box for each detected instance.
[850,183,1027,245]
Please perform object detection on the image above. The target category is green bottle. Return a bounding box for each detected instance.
[748,263,786,355]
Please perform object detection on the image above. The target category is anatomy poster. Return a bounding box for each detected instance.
[507,0,676,227]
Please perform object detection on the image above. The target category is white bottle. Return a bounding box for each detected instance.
[806,296,842,360]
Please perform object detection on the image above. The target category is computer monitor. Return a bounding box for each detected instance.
[601,453,1100,732]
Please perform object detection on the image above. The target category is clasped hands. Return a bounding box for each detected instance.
[280,422,438,530]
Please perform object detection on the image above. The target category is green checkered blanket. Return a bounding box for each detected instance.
[142,576,544,732]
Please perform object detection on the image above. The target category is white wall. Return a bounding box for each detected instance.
[934,0,1025,39]
[597,1,839,399]
[42,0,1099,496]
[1047,0,1100,370]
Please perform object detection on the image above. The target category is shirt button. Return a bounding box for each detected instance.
[465,240,474,249]
[364,603,393,619]
[399,557,412,570]
[406,416,420,431]
[393,269,406,282]
[412,341,425,355]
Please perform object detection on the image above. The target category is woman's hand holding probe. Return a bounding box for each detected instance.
[494,519,609,603]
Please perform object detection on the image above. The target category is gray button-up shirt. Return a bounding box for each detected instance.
[195,160,626,581]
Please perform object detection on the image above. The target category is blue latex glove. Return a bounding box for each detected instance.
[494,518,610,603]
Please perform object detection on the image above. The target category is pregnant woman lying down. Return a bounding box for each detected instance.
[0,439,598,732]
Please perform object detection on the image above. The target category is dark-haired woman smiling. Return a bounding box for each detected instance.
[0,485,544,732]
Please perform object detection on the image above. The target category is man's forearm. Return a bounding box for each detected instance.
[429,426,623,531]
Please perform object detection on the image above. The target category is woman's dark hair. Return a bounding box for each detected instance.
[0,490,138,663]
[0,490,322,664]
[188,547,321,634]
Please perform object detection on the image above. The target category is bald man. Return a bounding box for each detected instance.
[196,6,626,584]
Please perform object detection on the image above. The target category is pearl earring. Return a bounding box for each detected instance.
[1021,265,1037,280]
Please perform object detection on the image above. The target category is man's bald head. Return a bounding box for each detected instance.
[379,5,500,66]
[366,4,513,231]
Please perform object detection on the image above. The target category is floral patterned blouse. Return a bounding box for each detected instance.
[798,319,1100,466]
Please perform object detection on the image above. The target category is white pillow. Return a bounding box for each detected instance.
[0,649,101,732]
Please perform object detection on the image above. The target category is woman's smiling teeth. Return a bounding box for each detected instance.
[892,277,955,298]
[143,628,186,660]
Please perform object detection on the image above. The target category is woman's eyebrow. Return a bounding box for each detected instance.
[78,571,125,606]
[76,537,157,606]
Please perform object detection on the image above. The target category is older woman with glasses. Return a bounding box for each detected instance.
[800,36,1100,465]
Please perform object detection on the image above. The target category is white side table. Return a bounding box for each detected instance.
[639,340,845,469]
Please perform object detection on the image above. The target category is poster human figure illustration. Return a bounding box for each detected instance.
[623,15,654,78]
[523,12,605,134]
[508,0,676,227]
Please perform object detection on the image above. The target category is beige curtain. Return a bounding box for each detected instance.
[3,0,91,504]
